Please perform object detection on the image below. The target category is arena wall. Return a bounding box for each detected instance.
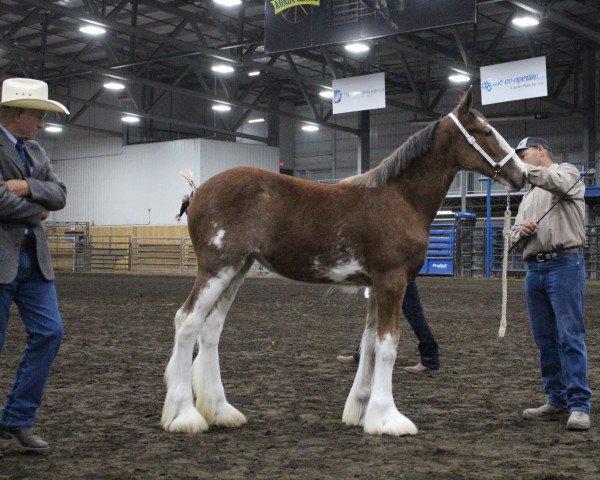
[45,137,279,226]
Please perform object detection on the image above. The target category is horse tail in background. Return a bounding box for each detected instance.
[175,169,197,221]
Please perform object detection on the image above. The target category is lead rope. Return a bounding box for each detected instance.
[499,194,511,338]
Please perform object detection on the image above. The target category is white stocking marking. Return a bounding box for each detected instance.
[161,267,238,433]
[363,334,418,436]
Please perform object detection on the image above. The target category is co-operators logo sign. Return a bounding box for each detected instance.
[480,56,548,105]
[333,89,342,104]
[481,73,544,93]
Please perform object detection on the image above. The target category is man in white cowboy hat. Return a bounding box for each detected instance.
[0,78,68,455]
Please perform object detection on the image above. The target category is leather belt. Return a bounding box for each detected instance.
[21,235,36,250]
[528,246,583,263]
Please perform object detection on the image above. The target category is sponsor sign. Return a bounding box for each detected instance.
[265,0,476,54]
[480,56,548,105]
[332,73,385,114]
[271,0,320,15]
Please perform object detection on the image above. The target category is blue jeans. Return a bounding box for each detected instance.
[525,253,591,413]
[0,247,63,429]
[354,279,440,369]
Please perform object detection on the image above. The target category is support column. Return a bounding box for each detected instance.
[268,84,280,147]
[460,171,467,212]
[357,110,370,174]
[582,43,596,171]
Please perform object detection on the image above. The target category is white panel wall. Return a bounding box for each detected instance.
[48,137,279,226]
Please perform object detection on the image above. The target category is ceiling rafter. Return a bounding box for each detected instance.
[0,0,596,144]
[0,39,361,135]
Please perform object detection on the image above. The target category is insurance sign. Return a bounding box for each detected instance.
[480,56,548,105]
[332,73,386,114]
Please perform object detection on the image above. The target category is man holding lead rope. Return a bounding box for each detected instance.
[510,137,591,431]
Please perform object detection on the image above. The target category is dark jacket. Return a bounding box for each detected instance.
[0,128,66,283]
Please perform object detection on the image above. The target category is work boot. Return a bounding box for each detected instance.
[522,403,568,421]
[567,411,591,431]
[0,427,49,451]
[336,355,358,367]
[404,362,433,374]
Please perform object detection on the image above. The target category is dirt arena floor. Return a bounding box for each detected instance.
[1,273,599,479]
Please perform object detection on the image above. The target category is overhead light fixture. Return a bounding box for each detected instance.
[211,64,235,74]
[344,42,369,54]
[45,124,63,133]
[248,118,265,123]
[103,81,126,91]
[79,24,106,35]
[248,70,261,77]
[302,124,319,132]
[213,0,242,6]
[512,15,540,27]
[449,74,470,83]
[319,90,333,99]
[121,114,140,123]
[212,104,231,112]
[437,210,453,215]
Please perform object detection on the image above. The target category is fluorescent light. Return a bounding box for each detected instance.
[121,114,140,123]
[212,104,231,112]
[319,90,333,99]
[248,70,261,77]
[344,42,369,54]
[248,118,265,123]
[302,124,319,132]
[45,125,63,133]
[211,64,235,74]
[103,81,126,91]
[213,0,242,6]
[512,16,539,27]
[437,210,453,215]
[79,24,106,35]
[449,74,470,83]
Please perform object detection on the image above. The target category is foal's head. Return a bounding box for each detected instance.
[447,87,527,192]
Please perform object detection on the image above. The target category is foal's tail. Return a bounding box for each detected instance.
[175,169,198,221]
[180,169,198,190]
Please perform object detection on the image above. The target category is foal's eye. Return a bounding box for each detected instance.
[483,129,493,137]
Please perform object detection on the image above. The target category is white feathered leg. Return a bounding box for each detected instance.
[343,296,377,427]
[192,267,249,428]
[162,267,238,433]
[363,334,418,436]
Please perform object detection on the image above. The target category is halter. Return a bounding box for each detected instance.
[448,112,515,179]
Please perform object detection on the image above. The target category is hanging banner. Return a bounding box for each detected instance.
[480,56,548,105]
[332,72,385,114]
[265,0,476,54]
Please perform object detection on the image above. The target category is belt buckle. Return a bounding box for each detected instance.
[536,252,557,262]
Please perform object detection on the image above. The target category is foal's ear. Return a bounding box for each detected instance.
[458,86,473,115]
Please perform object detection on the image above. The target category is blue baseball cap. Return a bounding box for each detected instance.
[515,137,552,152]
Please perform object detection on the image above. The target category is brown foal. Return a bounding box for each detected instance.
[162,87,527,436]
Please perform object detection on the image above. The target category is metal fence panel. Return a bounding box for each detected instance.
[49,227,600,278]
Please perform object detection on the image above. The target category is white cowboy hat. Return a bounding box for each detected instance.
[0,78,69,114]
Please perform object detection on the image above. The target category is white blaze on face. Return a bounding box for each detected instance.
[210,229,226,249]
[491,126,527,175]
[477,117,526,175]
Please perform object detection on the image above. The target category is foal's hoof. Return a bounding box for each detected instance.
[162,406,209,433]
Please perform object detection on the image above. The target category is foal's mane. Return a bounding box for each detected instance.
[343,119,440,188]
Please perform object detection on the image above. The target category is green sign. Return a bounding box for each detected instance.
[271,0,320,15]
